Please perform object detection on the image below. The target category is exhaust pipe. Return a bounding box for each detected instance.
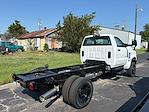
[39,86,59,102]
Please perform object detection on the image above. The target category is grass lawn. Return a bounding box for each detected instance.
[136,48,148,55]
[0,48,148,85]
[0,51,80,85]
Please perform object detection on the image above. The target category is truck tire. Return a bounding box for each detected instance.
[69,77,93,109]
[17,49,22,52]
[127,61,136,77]
[62,75,80,105]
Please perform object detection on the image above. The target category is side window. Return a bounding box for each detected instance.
[1,42,5,46]
[114,37,125,47]
[83,38,95,46]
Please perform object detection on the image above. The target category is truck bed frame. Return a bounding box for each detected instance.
[13,60,107,86]
[13,60,109,109]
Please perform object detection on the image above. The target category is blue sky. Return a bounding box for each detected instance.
[0,0,148,33]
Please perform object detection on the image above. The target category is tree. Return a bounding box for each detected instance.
[0,32,12,40]
[140,24,149,51]
[7,20,28,38]
[56,12,99,52]
[3,32,13,40]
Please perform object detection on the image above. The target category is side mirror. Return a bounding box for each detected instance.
[132,40,137,47]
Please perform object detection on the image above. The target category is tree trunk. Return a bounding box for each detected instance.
[147,42,149,52]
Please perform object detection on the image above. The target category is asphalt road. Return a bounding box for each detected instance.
[0,53,149,112]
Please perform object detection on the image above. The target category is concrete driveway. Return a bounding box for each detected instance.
[0,53,149,112]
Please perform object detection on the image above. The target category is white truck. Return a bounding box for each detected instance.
[80,34,137,77]
[13,33,137,109]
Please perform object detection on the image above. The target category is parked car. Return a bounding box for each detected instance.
[0,41,24,52]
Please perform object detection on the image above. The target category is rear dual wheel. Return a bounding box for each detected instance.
[62,75,93,109]
[62,75,80,104]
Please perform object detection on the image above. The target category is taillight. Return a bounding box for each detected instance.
[28,82,36,91]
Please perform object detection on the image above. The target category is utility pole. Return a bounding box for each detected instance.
[134,5,142,49]
[134,5,138,41]
[36,19,42,50]
[38,18,42,31]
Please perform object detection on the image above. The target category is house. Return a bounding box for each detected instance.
[97,26,142,49]
[17,28,62,50]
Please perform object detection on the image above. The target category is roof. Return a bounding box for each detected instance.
[99,26,141,35]
[84,34,116,39]
[18,28,57,39]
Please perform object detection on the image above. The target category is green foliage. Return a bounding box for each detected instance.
[140,24,149,51]
[44,43,49,52]
[56,12,99,52]
[8,20,28,38]
[0,32,12,40]
[141,24,149,42]
[136,48,147,54]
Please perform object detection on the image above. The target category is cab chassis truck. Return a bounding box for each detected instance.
[13,34,137,109]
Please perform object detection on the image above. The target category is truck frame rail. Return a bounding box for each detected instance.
[12,60,109,109]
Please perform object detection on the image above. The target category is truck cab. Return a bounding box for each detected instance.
[80,34,137,76]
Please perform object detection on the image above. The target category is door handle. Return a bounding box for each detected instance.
[118,49,121,51]
[82,51,84,57]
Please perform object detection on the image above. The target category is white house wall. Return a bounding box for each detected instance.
[45,37,52,49]
[36,38,41,50]
[141,41,148,48]
[99,27,141,49]
[136,35,141,49]
[57,41,62,48]
[128,32,141,49]
[99,27,129,44]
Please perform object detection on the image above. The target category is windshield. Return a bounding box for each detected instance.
[83,36,111,46]
[7,42,14,46]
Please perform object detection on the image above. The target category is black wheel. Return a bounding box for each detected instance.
[69,77,93,109]
[17,49,22,52]
[127,61,136,77]
[62,75,80,104]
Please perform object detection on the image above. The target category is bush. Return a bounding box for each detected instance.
[44,43,49,52]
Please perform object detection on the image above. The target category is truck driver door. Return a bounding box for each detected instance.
[114,37,127,67]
